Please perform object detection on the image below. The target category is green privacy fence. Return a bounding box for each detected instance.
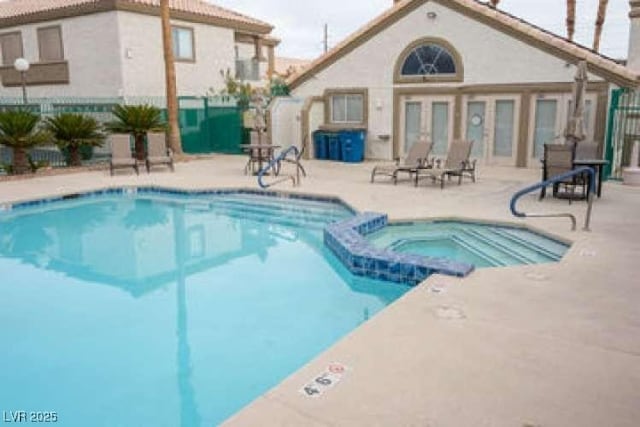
[178,97,244,154]
[0,96,244,159]
[605,88,640,179]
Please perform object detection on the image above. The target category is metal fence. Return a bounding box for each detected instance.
[605,89,640,179]
[0,96,241,171]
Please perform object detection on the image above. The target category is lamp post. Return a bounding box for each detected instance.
[13,58,30,105]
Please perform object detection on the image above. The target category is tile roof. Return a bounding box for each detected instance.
[288,0,639,89]
[0,0,272,32]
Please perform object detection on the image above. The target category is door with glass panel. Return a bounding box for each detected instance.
[463,96,519,166]
[400,96,454,160]
[528,93,597,166]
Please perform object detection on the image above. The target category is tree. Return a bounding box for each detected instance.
[592,0,609,52]
[160,0,183,155]
[566,0,576,41]
[106,104,166,160]
[0,110,49,175]
[44,113,105,167]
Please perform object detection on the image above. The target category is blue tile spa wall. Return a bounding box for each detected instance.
[324,213,474,286]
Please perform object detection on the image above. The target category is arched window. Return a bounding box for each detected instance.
[394,38,463,83]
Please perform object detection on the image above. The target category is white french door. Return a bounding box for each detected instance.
[527,93,598,167]
[462,95,520,166]
[400,95,455,159]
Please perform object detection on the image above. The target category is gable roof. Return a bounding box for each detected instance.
[288,0,639,89]
[0,0,273,34]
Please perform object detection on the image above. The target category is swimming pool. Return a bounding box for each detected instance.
[0,190,409,426]
[367,220,569,268]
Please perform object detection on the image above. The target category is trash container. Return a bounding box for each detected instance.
[339,129,366,162]
[327,132,342,161]
[313,130,328,160]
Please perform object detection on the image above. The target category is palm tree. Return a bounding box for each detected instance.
[566,0,576,41]
[160,0,183,156]
[44,113,105,167]
[592,0,609,52]
[106,104,166,160]
[0,110,50,175]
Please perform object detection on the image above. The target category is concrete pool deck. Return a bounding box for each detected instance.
[1,156,639,426]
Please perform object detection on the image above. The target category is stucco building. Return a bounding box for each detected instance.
[277,0,640,168]
[0,0,278,98]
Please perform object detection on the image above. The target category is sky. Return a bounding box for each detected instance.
[213,0,631,60]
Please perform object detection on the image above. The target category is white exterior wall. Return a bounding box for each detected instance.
[0,12,123,98]
[117,11,235,97]
[292,1,606,160]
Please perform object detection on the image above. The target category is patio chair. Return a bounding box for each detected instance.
[541,143,587,202]
[145,132,174,173]
[370,141,433,184]
[414,140,475,189]
[109,134,138,176]
[575,141,599,160]
[277,134,308,177]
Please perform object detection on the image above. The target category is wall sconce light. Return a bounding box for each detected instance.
[427,11,437,19]
[125,48,133,59]
[375,99,383,110]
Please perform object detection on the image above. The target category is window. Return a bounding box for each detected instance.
[401,44,456,76]
[0,32,23,66]
[172,26,194,61]
[394,38,463,83]
[37,26,64,61]
[331,94,364,124]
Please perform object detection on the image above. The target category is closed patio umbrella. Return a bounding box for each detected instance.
[564,60,588,145]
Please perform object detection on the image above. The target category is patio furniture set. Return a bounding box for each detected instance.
[370,139,477,189]
[109,133,174,175]
[540,141,607,201]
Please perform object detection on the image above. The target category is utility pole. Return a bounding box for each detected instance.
[323,24,328,53]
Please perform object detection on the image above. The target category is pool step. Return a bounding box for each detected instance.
[455,230,531,266]
[461,229,550,265]
[214,206,327,231]
[466,228,560,264]
[214,194,351,218]
[209,199,347,226]
[491,227,567,260]
[210,196,348,223]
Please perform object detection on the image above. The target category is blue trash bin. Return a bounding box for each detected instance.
[313,130,328,160]
[339,130,366,162]
[327,133,342,161]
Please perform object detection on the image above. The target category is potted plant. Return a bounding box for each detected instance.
[44,113,105,167]
[106,104,166,161]
[0,110,50,175]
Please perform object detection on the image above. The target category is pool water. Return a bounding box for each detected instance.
[0,192,409,426]
[368,221,569,268]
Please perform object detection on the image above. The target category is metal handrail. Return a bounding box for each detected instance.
[510,166,595,231]
[257,145,301,189]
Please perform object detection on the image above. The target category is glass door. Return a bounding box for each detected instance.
[465,101,487,161]
[404,101,422,155]
[463,96,520,166]
[528,93,598,167]
[400,96,454,159]
[490,98,519,165]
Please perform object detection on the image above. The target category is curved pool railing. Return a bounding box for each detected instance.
[257,145,302,189]
[510,166,595,231]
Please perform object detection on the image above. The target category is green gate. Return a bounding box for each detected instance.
[178,97,244,155]
[605,89,640,179]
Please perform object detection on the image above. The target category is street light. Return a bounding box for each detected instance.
[13,58,30,105]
